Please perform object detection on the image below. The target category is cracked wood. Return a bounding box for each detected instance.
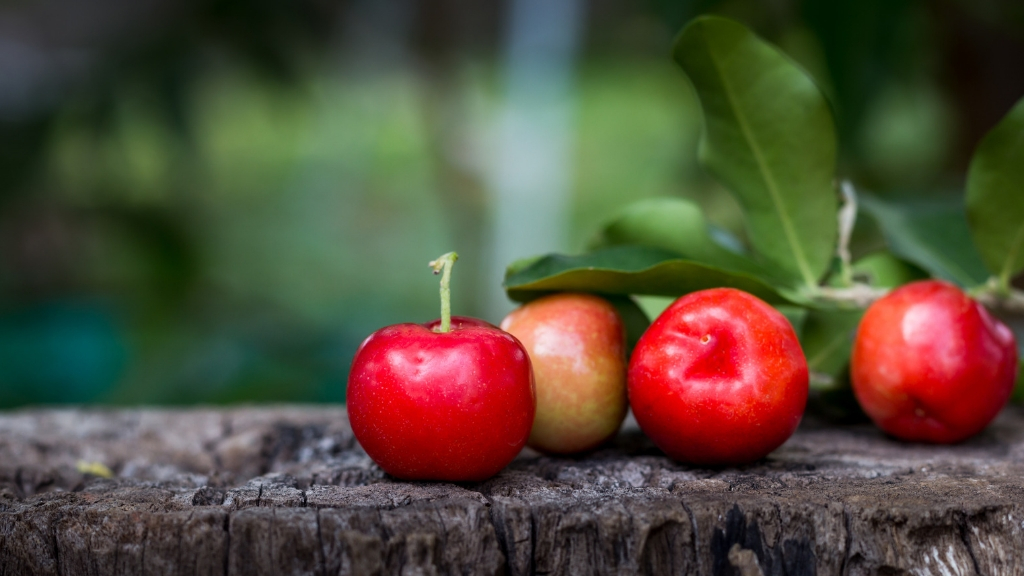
[2,406,1024,575]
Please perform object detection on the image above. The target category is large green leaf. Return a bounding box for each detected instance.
[673,16,838,289]
[503,245,804,305]
[966,96,1024,286]
[859,193,989,287]
[587,197,782,282]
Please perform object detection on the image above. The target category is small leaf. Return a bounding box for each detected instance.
[841,251,928,289]
[859,193,989,287]
[504,255,545,278]
[800,308,863,391]
[503,245,806,306]
[674,16,838,288]
[1014,359,1024,404]
[589,197,735,257]
[1005,314,1024,404]
[967,96,1024,287]
[604,296,650,359]
[588,197,781,282]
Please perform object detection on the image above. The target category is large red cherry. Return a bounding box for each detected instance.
[851,279,1017,443]
[628,288,808,465]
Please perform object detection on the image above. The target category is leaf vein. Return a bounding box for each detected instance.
[702,26,817,288]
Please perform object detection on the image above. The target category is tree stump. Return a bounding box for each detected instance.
[2,406,1023,575]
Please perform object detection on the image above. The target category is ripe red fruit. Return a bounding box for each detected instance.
[500,293,628,454]
[628,288,808,465]
[346,253,535,481]
[851,279,1018,443]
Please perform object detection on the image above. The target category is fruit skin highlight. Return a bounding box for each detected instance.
[851,279,1018,443]
[500,293,628,454]
[627,288,808,465]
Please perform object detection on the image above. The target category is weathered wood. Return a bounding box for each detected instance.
[2,405,1024,575]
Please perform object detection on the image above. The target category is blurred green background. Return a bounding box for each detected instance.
[0,0,1021,407]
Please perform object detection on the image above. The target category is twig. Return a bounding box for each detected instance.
[815,285,890,308]
[972,287,1024,315]
[836,181,858,287]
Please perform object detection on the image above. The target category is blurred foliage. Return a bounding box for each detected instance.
[0,0,1022,407]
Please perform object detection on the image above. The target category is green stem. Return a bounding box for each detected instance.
[970,278,1024,314]
[836,181,857,288]
[815,284,890,308]
[429,252,459,333]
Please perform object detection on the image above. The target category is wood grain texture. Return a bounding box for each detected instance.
[2,406,1024,575]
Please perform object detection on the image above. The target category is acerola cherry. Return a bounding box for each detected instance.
[628,288,808,465]
[500,293,628,454]
[851,279,1018,443]
[346,253,536,481]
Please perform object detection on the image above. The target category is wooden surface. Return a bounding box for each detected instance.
[2,405,1024,575]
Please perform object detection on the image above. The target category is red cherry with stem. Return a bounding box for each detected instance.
[346,252,536,481]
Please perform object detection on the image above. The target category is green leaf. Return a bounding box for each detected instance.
[504,255,545,279]
[673,16,838,289]
[588,197,725,257]
[858,193,990,287]
[967,96,1024,287]
[839,251,928,289]
[604,296,650,359]
[503,245,805,306]
[1013,359,1024,404]
[775,305,809,340]
[800,308,863,391]
[587,197,781,281]
[1006,315,1024,404]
